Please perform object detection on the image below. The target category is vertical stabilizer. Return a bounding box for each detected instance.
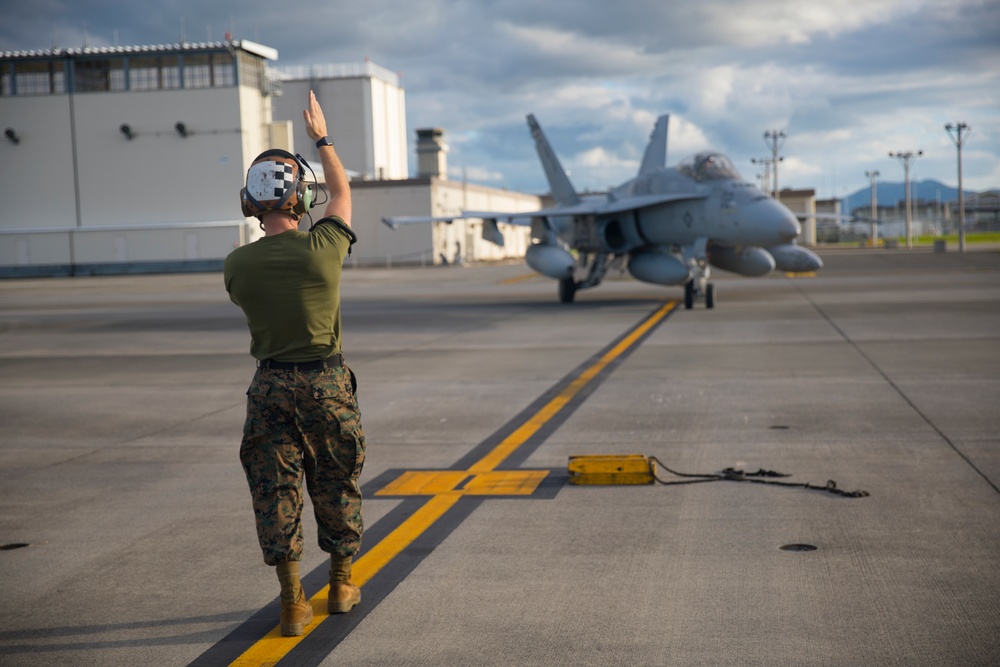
[526,114,581,206]
[638,114,669,176]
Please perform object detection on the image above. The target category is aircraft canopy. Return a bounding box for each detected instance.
[677,152,742,182]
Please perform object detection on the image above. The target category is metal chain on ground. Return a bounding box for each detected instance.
[647,456,870,498]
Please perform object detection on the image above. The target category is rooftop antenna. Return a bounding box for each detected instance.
[180,17,186,44]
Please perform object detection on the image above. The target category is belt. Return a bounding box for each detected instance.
[257,354,343,371]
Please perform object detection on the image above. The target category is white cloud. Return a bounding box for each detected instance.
[702,0,908,46]
[1,0,996,196]
[697,67,736,116]
[668,116,712,159]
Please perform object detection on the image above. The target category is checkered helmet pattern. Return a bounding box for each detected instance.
[244,152,303,216]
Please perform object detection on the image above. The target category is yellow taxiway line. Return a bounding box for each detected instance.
[229,300,677,666]
[498,272,541,285]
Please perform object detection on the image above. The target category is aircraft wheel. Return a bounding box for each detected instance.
[559,278,577,303]
[706,283,715,309]
[684,281,694,309]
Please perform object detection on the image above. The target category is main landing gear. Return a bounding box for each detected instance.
[557,252,611,303]
[559,277,577,303]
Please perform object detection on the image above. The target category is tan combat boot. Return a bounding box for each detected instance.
[328,555,361,614]
[276,561,314,636]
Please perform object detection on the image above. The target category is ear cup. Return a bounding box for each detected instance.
[291,153,315,216]
[289,181,315,216]
[302,183,315,212]
[240,188,254,217]
[290,181,304,216]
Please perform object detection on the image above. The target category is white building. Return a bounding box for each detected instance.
[775,188,817,246]
[0,39,538,277]
[271,61,408,182]
[0,40,281,276]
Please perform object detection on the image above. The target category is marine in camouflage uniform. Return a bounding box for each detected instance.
[224,91,363,636]
[240,362,364,565]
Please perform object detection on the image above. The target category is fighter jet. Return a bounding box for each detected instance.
[383,114,822,307]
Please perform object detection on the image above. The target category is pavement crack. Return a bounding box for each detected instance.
[791,279,1000,496]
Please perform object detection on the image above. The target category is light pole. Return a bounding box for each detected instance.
[888,149,923,249]
[865,170,879,247]
[750,157,773,195]
[763,130,786,201]
[945,122,971,253]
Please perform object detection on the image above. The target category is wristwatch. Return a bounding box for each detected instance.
[315,136,333,149]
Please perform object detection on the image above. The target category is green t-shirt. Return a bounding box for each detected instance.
[224,218,356,361]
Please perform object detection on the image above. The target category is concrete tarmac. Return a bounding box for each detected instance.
[0,247,998,666]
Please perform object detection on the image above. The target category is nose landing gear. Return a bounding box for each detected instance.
[684,279,715,309]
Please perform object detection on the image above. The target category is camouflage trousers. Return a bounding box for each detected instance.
[239,364,365,566]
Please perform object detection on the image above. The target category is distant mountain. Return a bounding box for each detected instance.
[837,180,989,212]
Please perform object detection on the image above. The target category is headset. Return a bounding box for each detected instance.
[240,149,318,219]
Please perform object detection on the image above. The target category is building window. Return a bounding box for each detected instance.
[212,52,236,87]
[0,49,241,96]
[129,55,182,91]
[184,53,212,88]
[8,59,66,95]
[130,56,159,91]
[237,52,266,91]
[160,55,181,89]
[75,58,126,92]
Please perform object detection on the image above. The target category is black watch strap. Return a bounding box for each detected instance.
[315,136,333,148]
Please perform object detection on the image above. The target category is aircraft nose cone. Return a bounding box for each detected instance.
[778,209,800,243]
[744,200,801,245]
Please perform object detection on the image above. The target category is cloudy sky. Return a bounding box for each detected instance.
[3,0,998,200]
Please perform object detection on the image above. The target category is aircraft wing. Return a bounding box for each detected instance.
[380,211,531,248]
[380,215,464,229]
[796,212,876,224]
[523,190,706,219]
[382,206,584,230]
[599,192,706,215]
[382,192,705,229]
[381,212,535,230]
[382,192,706,249]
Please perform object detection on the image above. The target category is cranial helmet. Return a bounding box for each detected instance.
[240,149,315,219]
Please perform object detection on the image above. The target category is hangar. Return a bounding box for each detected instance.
[0,39,537,277]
